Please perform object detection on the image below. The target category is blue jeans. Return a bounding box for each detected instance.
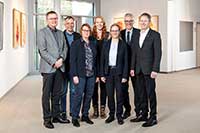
[61,73,75,114]
[72,76,95,119]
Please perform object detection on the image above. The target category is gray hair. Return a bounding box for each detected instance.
[124,13,134,19]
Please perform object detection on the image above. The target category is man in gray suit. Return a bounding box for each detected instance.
[37,11,69,129]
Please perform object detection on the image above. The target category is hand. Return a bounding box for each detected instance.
[73,76,79,84]
[96,77,100,83]
[54,58,63,68]
[151,71,158,79]
[121,78,127,83]
[101,77,106,83]
[130,70,135,77]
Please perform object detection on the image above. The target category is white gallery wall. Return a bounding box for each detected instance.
[101,0,168,72]
[168,0,200,71]
[0,0,29,98]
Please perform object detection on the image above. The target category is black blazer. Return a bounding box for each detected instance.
[63,30,81,73]
[70,38,97,78]
[120,28,140,69]
[131,29,162,75]
[100,39,128,79]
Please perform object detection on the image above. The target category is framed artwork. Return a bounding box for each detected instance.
[0,1,4,51]
[114,17,125,30]
[20,13,27,47]
[13,9,21,48]
[150,15,159,31]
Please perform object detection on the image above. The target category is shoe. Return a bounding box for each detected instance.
[61,112,67,120]
[72,119,80,127]
[43,120,54,129]
[91,106,99,119]
[81,116,94,124]
[117,118,124,125]
[122,111,131,119]
[105,116,115,123]
[100,105,107,119]
[52,116,70,123]
[142,118,157,127]
[130,115,148,122]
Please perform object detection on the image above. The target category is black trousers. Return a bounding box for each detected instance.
[92,80,107,107]
[137,71,157,118]
[121,77,134,113]
[106,68,123,119]
[41,69,64,121]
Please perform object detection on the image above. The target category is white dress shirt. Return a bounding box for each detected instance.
[139,28,150,48]
[109,38,119,66]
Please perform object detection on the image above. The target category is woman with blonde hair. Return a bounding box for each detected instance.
[100,23,128,125]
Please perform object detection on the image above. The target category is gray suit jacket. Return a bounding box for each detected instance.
[37,27,68,73]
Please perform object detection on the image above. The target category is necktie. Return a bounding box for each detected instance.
[127,31,130,44]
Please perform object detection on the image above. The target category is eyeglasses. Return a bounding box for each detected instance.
[110,30,119,32]
[82,29,90,32]
[124,20,134,23]
[48,17,58,20]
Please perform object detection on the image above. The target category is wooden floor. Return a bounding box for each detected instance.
[0,69,200,133]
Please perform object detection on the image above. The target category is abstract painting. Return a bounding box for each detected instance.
[114,17,125,30]
[13,9,21,48]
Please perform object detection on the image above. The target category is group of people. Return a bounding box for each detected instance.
[37,11,162,129]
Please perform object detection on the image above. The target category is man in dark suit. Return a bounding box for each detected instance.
[120,13,140,119]
[130,13,162,127]
[61,16,81,120]
[37,11,69,129]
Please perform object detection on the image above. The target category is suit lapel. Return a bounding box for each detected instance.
[141,29,151,49]
[46,27,58,48]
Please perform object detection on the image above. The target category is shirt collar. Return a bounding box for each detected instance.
[47,25,57,32]
[125,28,133,34]
[141,28,150,34]
[65,30,74,36]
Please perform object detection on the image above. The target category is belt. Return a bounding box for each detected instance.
[109,66,116,69]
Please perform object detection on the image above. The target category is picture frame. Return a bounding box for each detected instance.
[0,1,4,51]
[20,13,27,47]
[114,17,125,30]
[150,15,159,31]
[13,9,21,48]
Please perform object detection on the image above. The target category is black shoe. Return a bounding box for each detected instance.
[117,118,124,125]
[61,112,67,120]
[122,112,131,119]
[81,116,94,124]
[130,115,148,122]
[105,116,115,123]
[142,118,157,127]
[52,116,70,124]
[43,121,54,129]
[72,119,80,127]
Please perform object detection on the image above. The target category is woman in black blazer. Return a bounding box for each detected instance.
[70,23,97,127]
[91,16,108,119]
[101,23,128,125]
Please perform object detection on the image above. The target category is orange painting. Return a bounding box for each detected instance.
[150,15,159,31]
[114,17,125,30]
[13,9,21,48]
